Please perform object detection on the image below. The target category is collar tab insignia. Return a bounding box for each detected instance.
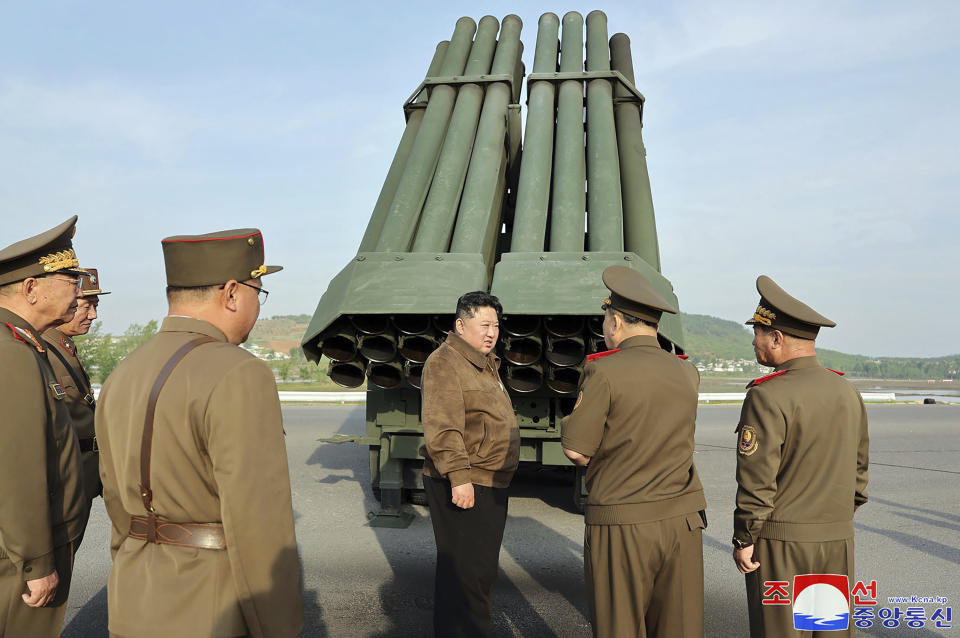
[746,369,788,388]
[59,335,75,354]
[6,322,44,352]
[586,348,620,364]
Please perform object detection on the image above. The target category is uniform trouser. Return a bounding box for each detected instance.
[80,449,102,502]
[71,450,100,553]
[584,512,705,638]
[745,537,855,638]
[0,540,77,638]
[423,476,508,638]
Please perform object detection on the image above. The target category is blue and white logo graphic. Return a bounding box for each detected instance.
[793,574,850,631]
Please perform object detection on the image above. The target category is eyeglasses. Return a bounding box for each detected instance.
[45,275,82,291]
[235,281,269,305]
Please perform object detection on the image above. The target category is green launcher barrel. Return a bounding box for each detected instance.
[494,9,684,394]
[302,15,525,389]
[302,12,684,511]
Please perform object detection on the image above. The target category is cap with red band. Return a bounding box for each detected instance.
[79,267,110,296]
[161,228,282,287]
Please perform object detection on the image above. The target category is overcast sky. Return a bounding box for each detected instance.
[1,1,956,357]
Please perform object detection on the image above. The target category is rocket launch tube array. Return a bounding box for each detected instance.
[303,11,684,394]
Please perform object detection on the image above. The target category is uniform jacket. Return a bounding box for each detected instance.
[96,316,303,638]
[420,331,520,488]
[0,309,87,577]
[734,356,870,545]
[561,335,707,525]
[43,327,100,500]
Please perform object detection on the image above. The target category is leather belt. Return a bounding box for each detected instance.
[78,437,98,453]
[128,515,226,550]
[136,336,216,546]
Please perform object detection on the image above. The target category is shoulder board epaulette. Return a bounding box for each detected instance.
[5,322,44,353]
[677,354,689,360]
[826,368,845,376]
[746,369,787,388]
[586,348,620,363]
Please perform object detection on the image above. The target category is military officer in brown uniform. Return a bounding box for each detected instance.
[44,267,110,510]
[733,275,870,637]
[420,291,520,638]
[0,216,89,637]
[95,228,303,638]
[562,266,707,638]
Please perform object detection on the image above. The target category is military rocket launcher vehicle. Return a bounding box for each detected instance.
[302,11,685,515]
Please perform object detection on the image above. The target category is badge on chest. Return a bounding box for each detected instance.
[49,381,66,400]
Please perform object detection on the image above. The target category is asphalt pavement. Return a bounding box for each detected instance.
[61,403,959,637]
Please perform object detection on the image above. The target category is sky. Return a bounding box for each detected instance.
[1,1,957,357]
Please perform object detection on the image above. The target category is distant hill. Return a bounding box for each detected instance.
[680,312,959,380]
[680,313,754,361]
[248,314,311,356]
[250,313,959,381]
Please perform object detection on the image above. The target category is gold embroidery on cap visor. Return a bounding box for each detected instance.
[39,248,79,272]
[738,425,759,456]
[250,264,267,278]
[751,305,777,326]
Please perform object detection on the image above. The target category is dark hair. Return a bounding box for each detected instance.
[753,323,813,342]
[456,291,502,322]
[166,284,220,304]
[611,307,657,329]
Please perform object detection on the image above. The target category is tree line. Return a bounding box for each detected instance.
[74,321,333,386]
[76,319,959,385]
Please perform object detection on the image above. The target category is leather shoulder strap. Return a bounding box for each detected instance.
[46,342,95,405]
[139,336,216,537]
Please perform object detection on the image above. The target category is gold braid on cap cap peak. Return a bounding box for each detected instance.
[752,305,776,326]
[250,265,267,278]
[39,249,79,272]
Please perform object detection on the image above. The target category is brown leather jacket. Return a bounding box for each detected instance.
[420,332,520,488]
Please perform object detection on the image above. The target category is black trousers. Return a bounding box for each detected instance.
[423,476,509,638]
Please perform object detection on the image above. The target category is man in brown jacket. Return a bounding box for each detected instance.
[420,291,520,638]
[95,228,303,638]
[562,266,706,638]
[733,275,869,637]
[0,216,89,637]
[44,267,110,511]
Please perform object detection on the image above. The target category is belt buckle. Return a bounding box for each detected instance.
[83,393,96,407]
